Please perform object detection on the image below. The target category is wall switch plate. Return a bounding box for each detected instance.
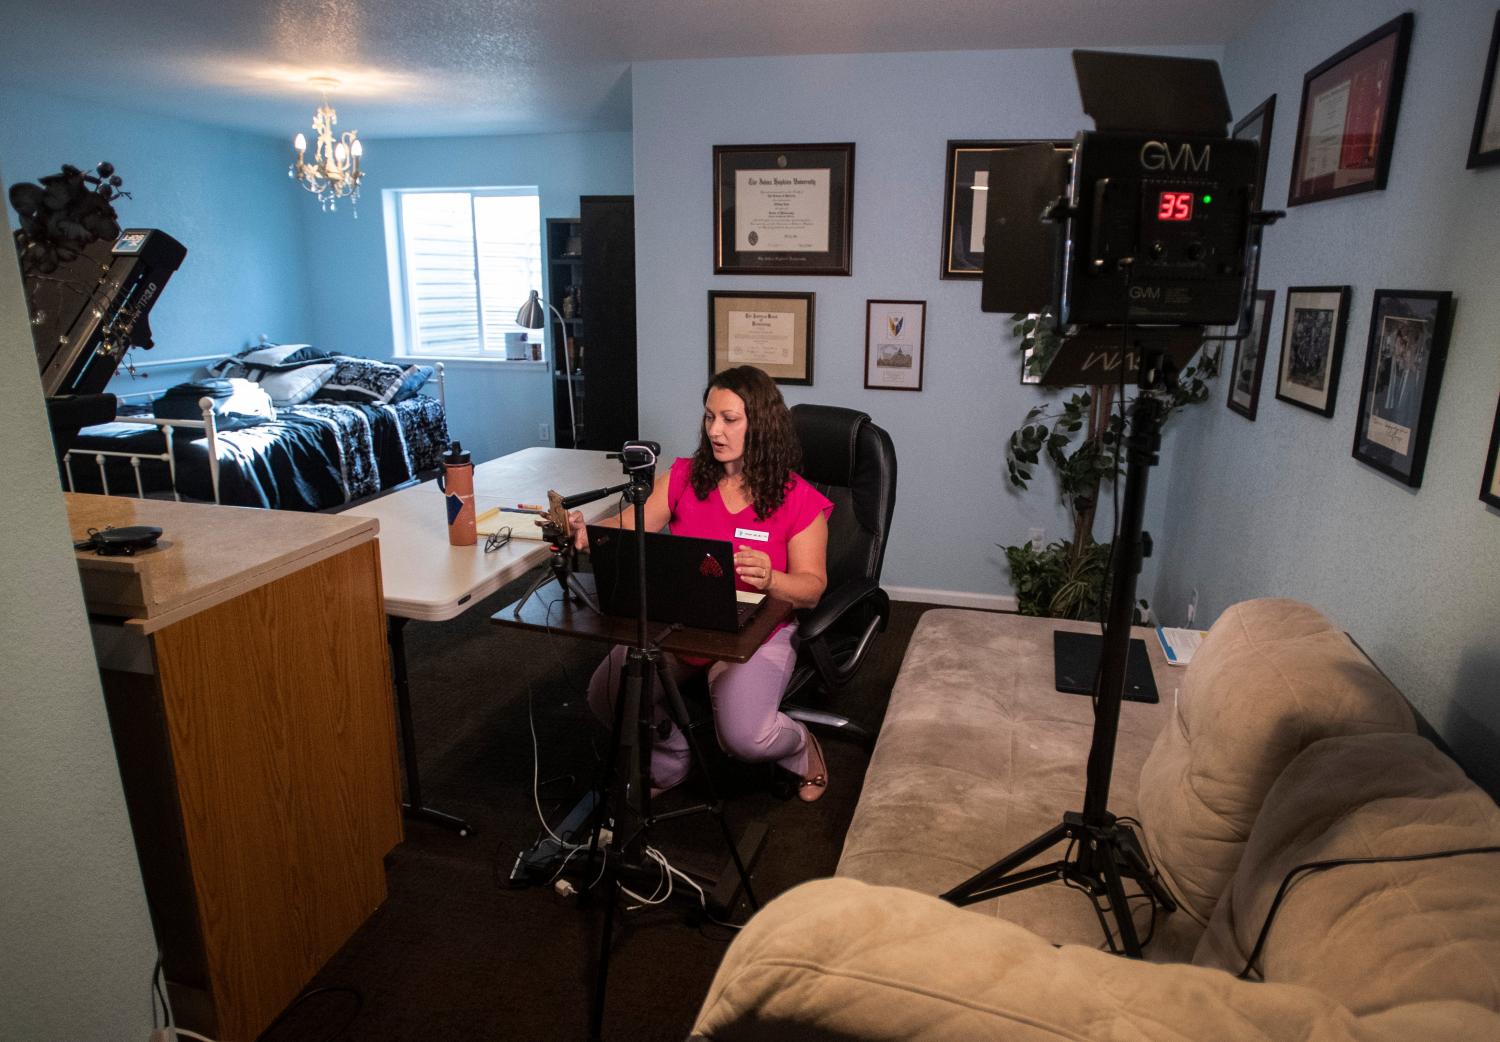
[538,422,550,441]
[1029,528,1045,552]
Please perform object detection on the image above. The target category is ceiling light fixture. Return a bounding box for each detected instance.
[289,77,364,213]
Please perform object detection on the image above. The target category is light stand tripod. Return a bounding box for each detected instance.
[940,341,1178,956]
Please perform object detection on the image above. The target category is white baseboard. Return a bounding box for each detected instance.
[886,586,1018,612]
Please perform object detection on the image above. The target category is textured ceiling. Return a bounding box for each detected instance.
[0,0,1260,138]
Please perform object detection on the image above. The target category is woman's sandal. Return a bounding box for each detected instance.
[798,731,829,803]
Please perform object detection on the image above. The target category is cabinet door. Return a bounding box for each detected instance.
[579,196,637,450]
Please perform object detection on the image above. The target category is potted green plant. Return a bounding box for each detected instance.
[1003,313,1220,619]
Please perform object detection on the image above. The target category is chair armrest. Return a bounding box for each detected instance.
[797,577,888,644]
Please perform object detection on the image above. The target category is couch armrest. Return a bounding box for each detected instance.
[693,878,1496,1042]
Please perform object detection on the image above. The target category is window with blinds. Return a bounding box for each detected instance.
[388,188,543,359]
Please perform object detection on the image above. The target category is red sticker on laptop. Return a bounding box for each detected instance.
[700,554,724,578]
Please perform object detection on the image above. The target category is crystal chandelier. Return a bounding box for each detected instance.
[288,79,364,213]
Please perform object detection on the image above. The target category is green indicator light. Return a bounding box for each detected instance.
[1203,194,1213,204]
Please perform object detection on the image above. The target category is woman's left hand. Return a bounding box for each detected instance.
[734,544,775,591]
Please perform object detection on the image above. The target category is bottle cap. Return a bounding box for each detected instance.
[444,440,471,466]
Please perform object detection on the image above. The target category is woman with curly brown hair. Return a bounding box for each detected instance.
[569,365,833,801]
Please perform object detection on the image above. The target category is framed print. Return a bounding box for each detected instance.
[1227,290,1275,420]
[1275,285,1352,417]
[941,140,1071,279]
[864,299,926,391]
[1481,396,1500,508]
[1287,13,1413,206]
[1352,289,1455,487]
[1468,10,1500,168]
[708,290,815,385]
[713,143,854,275]
[1234,95,1276,211]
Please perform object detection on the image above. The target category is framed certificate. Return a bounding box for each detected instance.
[1467,10,1500,169]
[1226,290,1275,420]
[1351,289,1454,488]
[941,140,1071,279]
[713,144,854,275]
[1287,13,1413,207]
[708,290,815,384]
[864,299,926,391]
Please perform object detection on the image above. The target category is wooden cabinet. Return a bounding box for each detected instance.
[70,494,402,1042]
[547,196,637,451]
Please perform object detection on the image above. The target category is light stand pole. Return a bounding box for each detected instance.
[516,289,578,446]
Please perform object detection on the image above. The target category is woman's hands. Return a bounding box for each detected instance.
[734,544,775,592]
[567,510,587,551]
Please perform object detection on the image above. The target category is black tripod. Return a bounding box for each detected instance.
[940,342,1178,956]
[547,444,761,1042]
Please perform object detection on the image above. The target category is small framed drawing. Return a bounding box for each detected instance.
[1480,396,1500,508]
[1274,285,1352,417]
[1287,13,1413,207]
[1352,289,1455,488]
[1468,10,1500,169]
[864,300,926,391]
[707,290,815,385]
[1234,95,1276,211]
[1226,290,1275,420]
[713,143,854,276]
[941,140,1071,279]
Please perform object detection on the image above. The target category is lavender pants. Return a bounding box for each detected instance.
[585,624,809,789]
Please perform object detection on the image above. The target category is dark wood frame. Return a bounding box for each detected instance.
[1287,13,1413,207]
[1233,95,1277,211]
[1351,289,1455,488]
[863,299,926,391]
[1227,289,1275,420]
[1480,395,1500,508]
[1468,10,1500,169]
[940,139,1071,279]
[707,290,815,385]
[713,143,854,275]
[1274,285,1352,417]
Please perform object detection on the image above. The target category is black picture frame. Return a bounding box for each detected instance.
[707,290,815,385]
[1287,13,1413,207]
[864,299,926,391]
[1227,290,1275,420]
[1233,95,1276,211]
[713,144,854,275]
[1351,289,1455,488]
[1480,395,1500,508]
[940,139,1071,280]
[1467,10,1500,169]
[1274,285,1352,417]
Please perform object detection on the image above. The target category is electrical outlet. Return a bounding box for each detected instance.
[1186,587,1199,628]
[1029,527,1045,552]
[538,422,550,442]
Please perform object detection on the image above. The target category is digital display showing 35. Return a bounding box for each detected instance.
[1156,191,1195,221]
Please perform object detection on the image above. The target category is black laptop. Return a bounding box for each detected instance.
[586,526,765,632]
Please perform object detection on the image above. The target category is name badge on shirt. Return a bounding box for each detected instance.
[734,527,770,543]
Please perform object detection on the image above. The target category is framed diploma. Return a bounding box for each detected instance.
[1467,11,1500,169]
[864,299,926,391]
[1351,289,1454,488]
[941,140,1071,279]
[708,290,815,385]
[713,143,854,275]
[1287,13,1413,207]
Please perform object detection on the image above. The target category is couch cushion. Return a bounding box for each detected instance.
[1194,732,1500,1016]
[1137,598,1415,926]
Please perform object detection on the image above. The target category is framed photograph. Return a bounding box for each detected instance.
[713,143,854,275]
[1352,289,1455,487]
[941,140,1071,279]
[1287,13,1413,207]
[1274,285,1352,417]
[864,300,926,391]
[1468,10,1500,169]
[1227,290,1275,420]
[707,290,815,385]
[1480,396,1500,509]
[1234,95,1276,211]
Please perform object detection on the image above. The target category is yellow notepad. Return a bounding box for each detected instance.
[475,507,547,540]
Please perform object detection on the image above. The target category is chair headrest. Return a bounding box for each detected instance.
[791,404,869,487]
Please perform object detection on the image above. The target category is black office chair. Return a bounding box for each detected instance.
[781,404,898,744]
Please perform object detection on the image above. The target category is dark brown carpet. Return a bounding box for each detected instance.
[259,574,933,1042]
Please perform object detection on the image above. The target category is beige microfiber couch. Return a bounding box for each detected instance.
[692,599,1500,1040]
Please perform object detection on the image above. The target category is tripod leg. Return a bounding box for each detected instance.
[940,822,1071,906]
[1116,825,1177,914]
[511,559,557,618]
[1094,842,1144,957]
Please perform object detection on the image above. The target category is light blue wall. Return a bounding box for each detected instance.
[0,85,314,397]
[1155,0,1500,789]
[631,48,1220,599]
[299,130,634,463]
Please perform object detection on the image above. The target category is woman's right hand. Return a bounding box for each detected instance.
[568,510,588,551]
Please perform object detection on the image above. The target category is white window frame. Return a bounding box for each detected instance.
[384,186,545,365]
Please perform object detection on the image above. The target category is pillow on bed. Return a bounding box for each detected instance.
[317,358,407,404]
[390,364,436,403]
[257,362,337,406]
[235,343,339,370]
